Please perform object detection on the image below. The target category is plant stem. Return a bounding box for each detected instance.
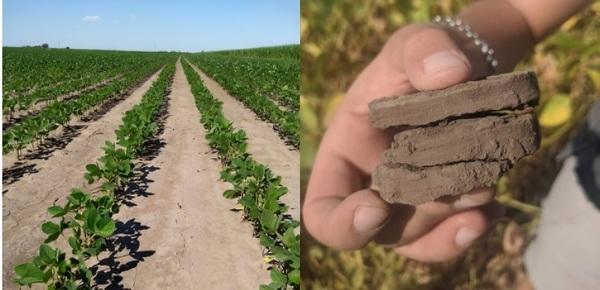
[497,195,540,214]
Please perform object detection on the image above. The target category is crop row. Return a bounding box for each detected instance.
[3,69,122,116]
[186,57,299,147]
[182,60,300,290]
[12,63,176,289]
[2,63,162,156]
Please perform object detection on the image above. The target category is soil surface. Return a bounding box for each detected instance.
[101,59,269,289]
[1,69,162,288]
[186,59,300,221]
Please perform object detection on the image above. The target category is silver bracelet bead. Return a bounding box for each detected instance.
[432,15,499,75]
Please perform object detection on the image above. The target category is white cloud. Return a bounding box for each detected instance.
[82,15,102,22]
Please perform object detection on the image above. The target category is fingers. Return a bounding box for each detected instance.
[303,188,391,250]
[401,25,473,91]
[374,187,495,246]
[304,23,497,255]
[302,84,398,250]
[394,201,505,262]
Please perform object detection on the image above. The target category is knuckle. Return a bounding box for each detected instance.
[405,25,452,49]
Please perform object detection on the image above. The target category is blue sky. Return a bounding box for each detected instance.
[3,0,299,52]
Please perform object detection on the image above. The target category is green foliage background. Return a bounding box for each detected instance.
[300,1,600,289]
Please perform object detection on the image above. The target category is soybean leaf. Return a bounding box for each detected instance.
[259,232,276,248]
[79,263,93,281]
[539,94,572,127]
[85,207,99,233]
[281,227,297,248]
[270,269,287,286]
[66,279,78,290]
[38,244,56,264]
[84,163,101,183]
[58,260,68,274]
[13,262,49,285]
[271,246,293,262]
[223,189,238,199]
[95,217,116,237]
[68,236,81,253]
[260,210,279,233]
[101,181,117,193]
[68,189,87,206]
[48,205,67,217]
[41,221,61,243]
[288,269,300,285]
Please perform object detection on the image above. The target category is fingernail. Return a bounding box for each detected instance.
[453,195,480,209]
[353,206,388,233]
[455,227,481,248]
[423,50,469,76]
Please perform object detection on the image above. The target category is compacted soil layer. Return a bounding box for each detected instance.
[371,71,540,205]
[369,71,539,128]
[383,113,539,167]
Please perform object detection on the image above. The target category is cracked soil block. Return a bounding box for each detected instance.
[370,71,541,205]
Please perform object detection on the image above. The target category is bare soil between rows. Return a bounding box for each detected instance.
[99,59,268,288]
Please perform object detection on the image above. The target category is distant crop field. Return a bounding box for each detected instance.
[204,44,300,60]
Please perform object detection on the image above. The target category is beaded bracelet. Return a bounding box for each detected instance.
[433,15,498,75]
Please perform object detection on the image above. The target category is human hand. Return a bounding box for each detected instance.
[303,23,505,262]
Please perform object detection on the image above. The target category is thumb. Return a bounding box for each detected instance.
[403,26,472,91]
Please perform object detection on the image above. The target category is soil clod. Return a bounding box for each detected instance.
[370,71,541,205]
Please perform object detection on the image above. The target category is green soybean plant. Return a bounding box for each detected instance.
[13,188,115,289]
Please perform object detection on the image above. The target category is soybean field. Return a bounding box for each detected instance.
[3,45,299,290]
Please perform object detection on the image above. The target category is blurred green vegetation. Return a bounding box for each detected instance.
[203,44,300,60]
[301,1,600,289]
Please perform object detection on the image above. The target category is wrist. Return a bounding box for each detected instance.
[456,0,536,74]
